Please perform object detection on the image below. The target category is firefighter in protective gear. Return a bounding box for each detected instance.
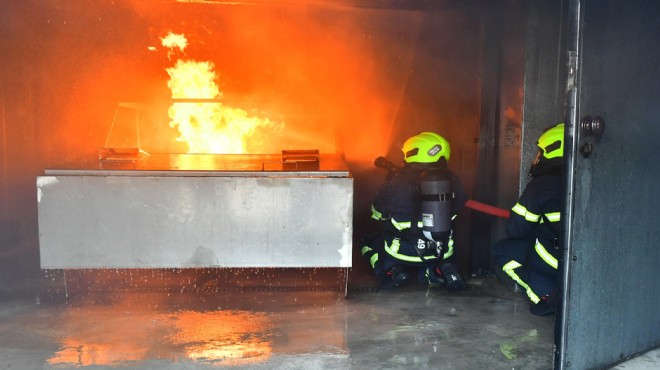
[492,122,564,316]
[361,132,468,290]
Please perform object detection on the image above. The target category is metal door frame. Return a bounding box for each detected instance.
[556,0,579,368]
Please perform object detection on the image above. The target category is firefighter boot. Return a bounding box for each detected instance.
[380,266,410,290]
[438,262,466,291]
[418,266,445,286]
[530,290,558,316]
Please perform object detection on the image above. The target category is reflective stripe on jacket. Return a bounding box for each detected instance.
[370,165,466,263]
[507,173,563,269]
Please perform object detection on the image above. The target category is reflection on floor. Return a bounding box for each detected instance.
[0,269,656,369]
[0,270,547,369]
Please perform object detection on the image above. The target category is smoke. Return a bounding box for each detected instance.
[1,0,501,285]
[47,0,427,160]
[1,0,487,190]
[6,0,486,166]
[137,3,425,160]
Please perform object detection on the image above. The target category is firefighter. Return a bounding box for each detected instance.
[361,132,468,291]
[492,122,564,316]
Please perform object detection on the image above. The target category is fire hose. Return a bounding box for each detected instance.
[464,199,510,219]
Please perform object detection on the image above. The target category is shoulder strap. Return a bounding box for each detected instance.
[541,213,560,249]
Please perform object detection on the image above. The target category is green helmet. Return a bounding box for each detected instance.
[402,132,451,163]
[537,123,564,159]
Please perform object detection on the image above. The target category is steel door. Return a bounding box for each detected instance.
[558,1,660,369]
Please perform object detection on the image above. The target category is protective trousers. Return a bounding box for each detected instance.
[361,231,441,281]
[492,237,557,304]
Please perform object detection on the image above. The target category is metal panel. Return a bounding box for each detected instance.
[37,174,353,269]
[559,1,660,368]
[521,0,567,191]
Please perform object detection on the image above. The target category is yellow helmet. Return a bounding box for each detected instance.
[537,123,565,159]
[402,132,450,163]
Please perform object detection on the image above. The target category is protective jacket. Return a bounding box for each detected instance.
[496,167,563,303]
[366,163,467,268]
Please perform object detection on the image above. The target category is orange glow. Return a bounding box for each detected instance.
[46,305,159,367]
[163,33,283,154]
[58,3,434,164]
[168,310,273,364]
[48,339,150,367]
[46,302,274,366]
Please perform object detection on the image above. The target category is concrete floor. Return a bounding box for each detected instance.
[0,269,657,370]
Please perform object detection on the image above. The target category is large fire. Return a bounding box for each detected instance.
[161,32,282,154]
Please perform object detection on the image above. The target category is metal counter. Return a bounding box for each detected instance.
[37,154,353,269]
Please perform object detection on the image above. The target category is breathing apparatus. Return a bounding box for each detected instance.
[403,132,454,258]
[418,167,453,257]
[374,132,455,259]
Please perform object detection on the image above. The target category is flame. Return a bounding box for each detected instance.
[162,33,282,154]
[161,32,188,53]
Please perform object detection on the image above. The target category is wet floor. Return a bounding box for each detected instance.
[0,270,656,369]
[0,270,556,369]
